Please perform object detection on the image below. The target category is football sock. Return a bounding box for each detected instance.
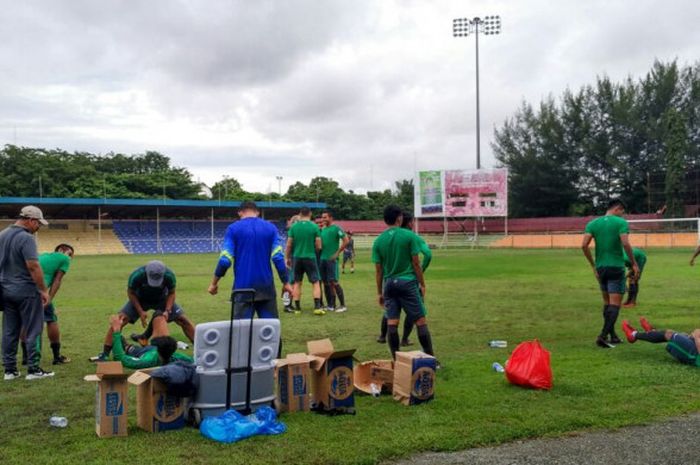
[323,283,332,306]
[627,283,638,303]
[335,284,346,306]
[51,342,61,360]
[313,298,322,310]
[294,300,301,310]
[387,325,400,359]
[380,316,388,339]
[599,305,610,338]
[402,318,414,342]
[636,330,667,343]
[103,344,112,356]
[417,325,434,356]
[141,317,154,340]
[607,305,620,339]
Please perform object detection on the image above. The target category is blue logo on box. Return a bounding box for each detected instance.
[105,392,123,416]
[292,374,306,395]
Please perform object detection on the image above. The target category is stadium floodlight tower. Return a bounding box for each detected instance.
[453,15,501,170]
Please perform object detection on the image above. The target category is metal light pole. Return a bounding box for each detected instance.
[453,15,502,170]
[276,176,283,196]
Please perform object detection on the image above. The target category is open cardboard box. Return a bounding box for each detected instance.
[354,359,394,395]
[307,339,356,412]
[275,353,312,413]
[127,368,189,433]
[84,362,129,438]
[392,351,436,406]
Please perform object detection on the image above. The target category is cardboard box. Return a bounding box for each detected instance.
[84,362,129,438]
[307,339,356,412]
[127,369,189,433]
[392,351,436,406]
[275,353,311,413]
[354,360,394,395]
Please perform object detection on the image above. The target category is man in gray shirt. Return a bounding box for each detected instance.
[0,206,53,380]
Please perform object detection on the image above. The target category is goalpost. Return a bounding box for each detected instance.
[626,217,700,247]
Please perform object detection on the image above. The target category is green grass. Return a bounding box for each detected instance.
[2,248,700,465]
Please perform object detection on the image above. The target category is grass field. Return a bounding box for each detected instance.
[2,248,700,465]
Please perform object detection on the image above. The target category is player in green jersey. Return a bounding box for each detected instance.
[285,207,324,315]
[377,211,431,346]
[320,210,349,312]
[373,205,437,364]
[582,199,638,349]
[21,243,74,366]
[623,247,647,308]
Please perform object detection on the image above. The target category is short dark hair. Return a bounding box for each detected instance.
[55,243,74,254]
[607,198,626,211]
[401,211,413,229]
[383,205,403,226]
[239,200,258,212]
[322,209,333,218]
[151,336,178,362]
[300,206,311,216]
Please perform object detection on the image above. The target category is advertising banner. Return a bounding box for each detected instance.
[414,168,507,218]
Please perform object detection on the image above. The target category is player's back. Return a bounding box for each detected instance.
[228,217,277,289]
[585,215,628,267]
[372,227,419,280]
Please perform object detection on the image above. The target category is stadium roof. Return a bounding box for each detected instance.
[0,197,326,219]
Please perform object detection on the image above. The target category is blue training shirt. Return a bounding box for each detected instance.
[214,217,288,300]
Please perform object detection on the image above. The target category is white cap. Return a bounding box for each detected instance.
[20,205,49,225]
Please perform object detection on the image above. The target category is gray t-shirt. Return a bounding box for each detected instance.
[0,225,39,297]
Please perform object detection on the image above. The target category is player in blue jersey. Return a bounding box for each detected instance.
[208,201,293,319]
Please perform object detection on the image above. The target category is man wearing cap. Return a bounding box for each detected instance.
[208,201,293,319]
[1,206,54,380]
[91,260,195,362]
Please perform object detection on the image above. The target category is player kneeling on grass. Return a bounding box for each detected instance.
[91,260,195,362]
[622,318,700,367]
[108,314,192,369]
[623,247,646,308]
[373,205,438,367]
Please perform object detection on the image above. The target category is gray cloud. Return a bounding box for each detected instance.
[1,0,699,194]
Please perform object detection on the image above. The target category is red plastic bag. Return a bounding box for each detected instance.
[505,340,552,390]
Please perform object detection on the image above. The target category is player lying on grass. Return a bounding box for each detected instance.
[622,317,700,366]
[377,211,431,346]
[623,247,646,308]
[108,314,192,369]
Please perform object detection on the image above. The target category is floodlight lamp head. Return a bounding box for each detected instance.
[452,17,473,37]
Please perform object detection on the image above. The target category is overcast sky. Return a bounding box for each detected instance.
[1,0,699,195]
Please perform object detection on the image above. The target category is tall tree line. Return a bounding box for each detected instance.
[493,60,700,217]
[0,145,414,219]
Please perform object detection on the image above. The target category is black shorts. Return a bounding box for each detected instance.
[597,266,626,294]
[44,303,58,323]
[383,279,426,322]
[320,259,338,283]
[292,258,320,283]
[343,251,353,263]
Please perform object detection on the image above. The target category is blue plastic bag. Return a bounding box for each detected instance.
[200,406,286,444]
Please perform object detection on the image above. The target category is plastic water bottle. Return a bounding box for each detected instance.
[492,362,505,373]
[488,340,507,348]
[282,291,291,307]
[369,383,381,398]
[49,416,68,428]
[177,341,189,350]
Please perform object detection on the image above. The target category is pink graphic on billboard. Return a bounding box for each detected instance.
[444,169,507,217]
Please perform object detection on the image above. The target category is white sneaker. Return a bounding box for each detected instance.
[325,307,336,312]
[26,368,55,380]
[4,371,20,381]
[336,306,348,313]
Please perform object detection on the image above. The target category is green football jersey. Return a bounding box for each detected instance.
[372,227,421,280]
[320,224,346,260]
[625,247,647,270]
[288,220,320,259]
[584,215,630,268]
[39,252,71,288]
